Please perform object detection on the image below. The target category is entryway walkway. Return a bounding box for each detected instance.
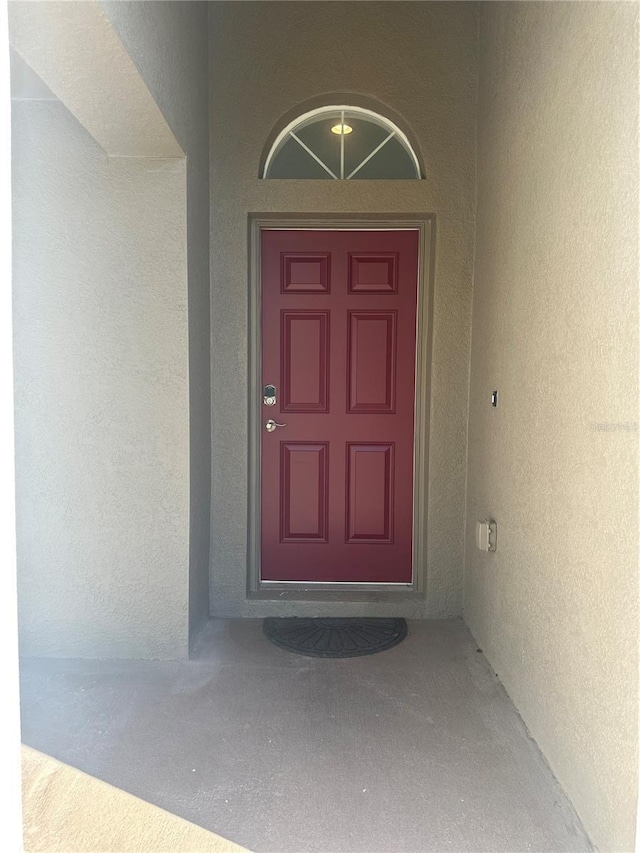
[19,619,592,852]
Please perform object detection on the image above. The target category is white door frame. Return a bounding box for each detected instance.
[247,214,435,600]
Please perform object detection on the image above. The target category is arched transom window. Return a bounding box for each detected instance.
[263,106,422,180]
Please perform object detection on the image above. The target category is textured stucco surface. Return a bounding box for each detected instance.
[8,0,183,158]
[101,0,212,652]
[12,100,190,659]
[465,4,639,851]
[209,1,478,618]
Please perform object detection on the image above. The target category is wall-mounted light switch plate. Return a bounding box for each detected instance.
[476,519,497,552]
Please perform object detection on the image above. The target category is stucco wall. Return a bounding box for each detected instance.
[101,0,211,652]
[465,4,639,850]
[12,99,190,659]
[209,1,478,618]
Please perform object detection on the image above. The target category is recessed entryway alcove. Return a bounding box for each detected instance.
[209,5,476,623]
[7,4,638,852]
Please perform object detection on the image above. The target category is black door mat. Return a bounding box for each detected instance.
[263,617,408,658]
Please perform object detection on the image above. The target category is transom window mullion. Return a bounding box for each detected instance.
[289,131,338,180]
[340,110,345,180]
[346,131,396,180]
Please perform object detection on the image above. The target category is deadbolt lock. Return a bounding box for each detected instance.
[264,384,277,406]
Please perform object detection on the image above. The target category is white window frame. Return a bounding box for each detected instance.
[263,105,422,180]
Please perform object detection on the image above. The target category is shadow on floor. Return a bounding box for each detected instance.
[19,619,592,853]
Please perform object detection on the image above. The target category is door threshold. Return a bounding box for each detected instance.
[259,580,413,587]
[250,584,422,603]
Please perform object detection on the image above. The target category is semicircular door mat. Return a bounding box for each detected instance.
[263,617,407,658]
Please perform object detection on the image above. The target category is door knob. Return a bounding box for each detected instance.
[265,419,287,433]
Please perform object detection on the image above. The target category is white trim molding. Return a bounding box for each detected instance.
[247,214,435,602]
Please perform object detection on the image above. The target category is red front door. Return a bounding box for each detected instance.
[260,229,419,583]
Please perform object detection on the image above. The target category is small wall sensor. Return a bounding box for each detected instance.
[491,390,498,407]
[475,520,497,552]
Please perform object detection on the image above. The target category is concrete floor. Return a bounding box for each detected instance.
[19,619,593,853]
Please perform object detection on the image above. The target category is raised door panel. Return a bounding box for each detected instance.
[281,252,331,293]
[281,310,330,412]
[348,253,398,293]
[280,443,329,543]
[346,443,394,543]
[347,311,397,413]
